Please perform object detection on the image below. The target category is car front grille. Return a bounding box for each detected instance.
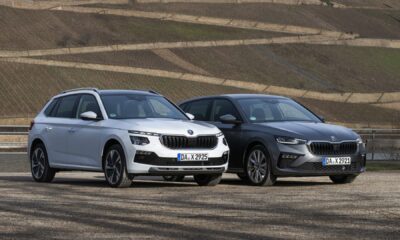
[309,142,357,155]
[160,135,218,149]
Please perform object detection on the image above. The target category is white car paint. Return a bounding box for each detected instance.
[28,89,229,175]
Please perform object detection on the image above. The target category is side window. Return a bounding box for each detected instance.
[44,99,59,117]
[76,95,102,118]
[186,100,212,121]
[179,103,188,112]
[54,95,80,118]
[213,99,240,122]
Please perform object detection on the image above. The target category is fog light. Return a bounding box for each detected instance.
[136,151,152,155]
[278,153,300,168]
[281,154,299,160]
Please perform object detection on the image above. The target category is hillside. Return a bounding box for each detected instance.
[0,0,399,127]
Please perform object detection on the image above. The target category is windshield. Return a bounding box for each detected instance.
[238,98,321,123]
[101,94,188,120]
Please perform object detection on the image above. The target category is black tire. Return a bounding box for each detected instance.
[329,175,358,184]
[30,143,56,183]
[237,173,249,181]
[244,145,276,186]
[103,144,132,188]
[163,176,185,182]
[194,174,222,186]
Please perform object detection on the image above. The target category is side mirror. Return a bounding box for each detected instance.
[319,115,325,123]
[80,111,99,121]
[186,113,195,120]
[220,114,241,125]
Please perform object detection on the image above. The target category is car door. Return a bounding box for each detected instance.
[44,94,80,166]
[66,94,104,169]
[210,99,244,169]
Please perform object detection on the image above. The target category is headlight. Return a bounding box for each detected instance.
[216,132,224,137]
[356,138,363,144]
[276,136,307,145]
[130,136,150,145]
[128,130,160,136]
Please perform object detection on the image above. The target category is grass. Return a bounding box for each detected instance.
[366,161,400,171]
[171,44,400,92]
[0,6,286,50]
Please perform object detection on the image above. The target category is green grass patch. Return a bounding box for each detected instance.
[366,161,400,171]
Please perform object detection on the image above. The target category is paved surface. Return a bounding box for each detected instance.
[0,153,399,239]
[0,153,29,172]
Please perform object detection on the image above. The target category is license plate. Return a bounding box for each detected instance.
[177,153,208,161]
[322,157,351,166]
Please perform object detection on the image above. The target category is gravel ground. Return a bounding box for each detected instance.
[0,154,399,239]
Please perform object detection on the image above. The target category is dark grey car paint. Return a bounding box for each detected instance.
[180,94,366,177]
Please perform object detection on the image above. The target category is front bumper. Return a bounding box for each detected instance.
[124,133,230,175]
[273,142,366,177]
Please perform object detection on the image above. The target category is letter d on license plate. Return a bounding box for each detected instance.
[177,153,208,161]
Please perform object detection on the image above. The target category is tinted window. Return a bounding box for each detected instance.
[54,95,79,118]
[76,95,102,118]
[44,99,59,117]
[186,100,212,121]
[213,99,240,121]
[238,98,321,123]
[100,94,187,120]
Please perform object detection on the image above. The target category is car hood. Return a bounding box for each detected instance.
[109,118,220,136]
[256,121,359,142]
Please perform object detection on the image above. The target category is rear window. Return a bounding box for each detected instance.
[54,95,80,118]
[44,99,59,117]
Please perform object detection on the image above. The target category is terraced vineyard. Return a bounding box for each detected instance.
[0,0,399,127]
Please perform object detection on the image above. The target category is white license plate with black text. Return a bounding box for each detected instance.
[177,153,208,161]
[322,157,351,166]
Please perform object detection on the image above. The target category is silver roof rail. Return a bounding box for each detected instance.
[62,88,99,94]
[148,90,161,95]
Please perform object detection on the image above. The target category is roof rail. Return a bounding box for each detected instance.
[62,88,99,94]
[148,90,161,95]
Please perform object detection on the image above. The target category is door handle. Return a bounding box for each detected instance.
[68,128,76,133]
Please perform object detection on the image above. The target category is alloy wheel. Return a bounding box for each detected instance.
[32,148,45,179]
[105,149,123,185]
[247,149,267,184]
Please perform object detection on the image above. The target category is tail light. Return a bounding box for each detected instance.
[29,120,35,131]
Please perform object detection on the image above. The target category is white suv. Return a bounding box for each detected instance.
[28,88,229,187]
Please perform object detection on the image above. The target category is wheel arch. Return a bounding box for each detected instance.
[101,137,126,170]
[29,138,46,159]
[242,139,272,167]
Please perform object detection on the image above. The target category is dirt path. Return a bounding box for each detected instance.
[2,57,399,107]
[152,49,210,75]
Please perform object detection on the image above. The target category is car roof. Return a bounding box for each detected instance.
[179,94,289,104]
[98,90,159,96]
